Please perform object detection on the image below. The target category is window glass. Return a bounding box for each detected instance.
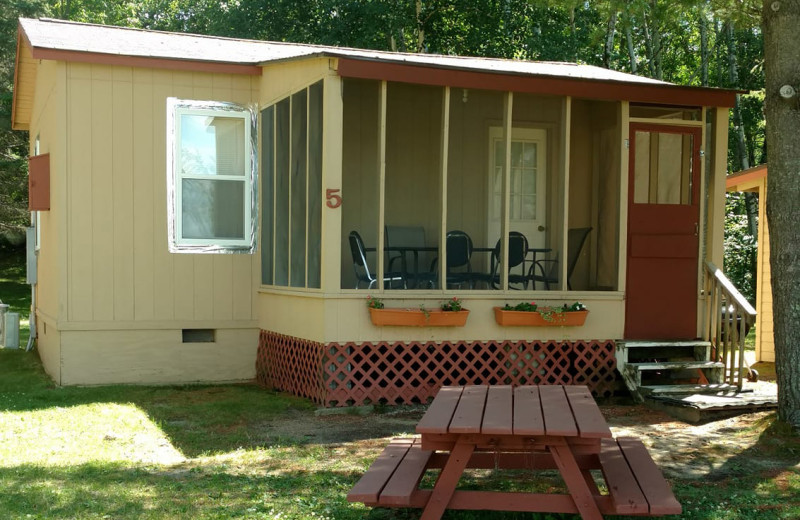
[274,99,290,285]
[262,82,324,289]
[290,90,308,287]
[181,178,245,239]
[340,79,381,289]
[167,99,256,252]
[307,82,323,288]
[446,88,505,290]
[261,106,274,285]
[567,99,620,291]
[633,130,693,205]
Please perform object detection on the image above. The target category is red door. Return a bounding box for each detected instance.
[625,123,702,339]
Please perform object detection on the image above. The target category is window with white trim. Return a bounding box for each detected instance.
[167,99,257,252]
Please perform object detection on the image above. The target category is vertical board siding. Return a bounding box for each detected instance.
[150,70,175,320]
[30,60,62,322]
[66,63,259,326]
[91,67,115,321]
[132,68,155,321]
[112,73,135,321]
[68,68,94,322]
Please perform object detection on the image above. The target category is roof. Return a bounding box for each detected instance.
[19,17,667,84]
[13,17,740,130]
[726,164,768,192]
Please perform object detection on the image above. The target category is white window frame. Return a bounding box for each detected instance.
[33,134,41,251]
[167,98,257,253]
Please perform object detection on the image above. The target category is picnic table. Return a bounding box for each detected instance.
[348,384,681,519]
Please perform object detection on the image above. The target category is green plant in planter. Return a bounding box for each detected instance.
[502,301,538,312]
[501,301,586,322]
[441,297,463,312]
[419,303,431,319]
[366,296,384,309]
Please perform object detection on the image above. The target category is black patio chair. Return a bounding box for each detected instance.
[530,227,592,290]
[348,231,406,289]
[430,230,480,289]
[488,231,531,289]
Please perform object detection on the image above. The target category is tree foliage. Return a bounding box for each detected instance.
[0,0,765,282]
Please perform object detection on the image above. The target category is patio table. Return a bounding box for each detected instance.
[415,384,611,520]
[348,384,681,519]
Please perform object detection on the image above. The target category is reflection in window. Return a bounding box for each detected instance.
[167,99,256,252]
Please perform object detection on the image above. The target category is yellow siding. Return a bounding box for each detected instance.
[756,178,774,362]
[258,292,625,343]
[260,58,331,106]
[29,59,65,324]
[64,62,261,327]
[35,317,61,384]
[59,328,259,385]
[12,41,37,130]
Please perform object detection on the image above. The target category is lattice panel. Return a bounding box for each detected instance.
[322,339,614,407]
[256,331,327,404]
[256,331,618,407]
[570,340,617,398]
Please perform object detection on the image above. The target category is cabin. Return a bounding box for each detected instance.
[13,18,746,403]
[726,164,773,362]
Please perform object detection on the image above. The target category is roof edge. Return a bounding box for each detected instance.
[29,46,262,75]
[336,57,741,108]
[11,23,32,131]
[726,163,768,190]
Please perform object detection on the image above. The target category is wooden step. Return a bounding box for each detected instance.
[627,361,724,372]
[639,383,737,396]
[618,340,711,348]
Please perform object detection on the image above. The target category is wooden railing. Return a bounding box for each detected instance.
[703,261,757,390]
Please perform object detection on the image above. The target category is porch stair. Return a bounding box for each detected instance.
[616,340,731,403]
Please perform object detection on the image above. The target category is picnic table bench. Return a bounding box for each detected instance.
[348,385,681,519]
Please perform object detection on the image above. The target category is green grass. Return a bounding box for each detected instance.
[1,349,799,520]
[1,250,799,519]
[0,247,31,347]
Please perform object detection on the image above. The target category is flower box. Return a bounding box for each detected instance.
[369,307,470,327]
[493,307,589,327]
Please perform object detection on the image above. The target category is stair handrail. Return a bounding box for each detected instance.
[703,261,756,390]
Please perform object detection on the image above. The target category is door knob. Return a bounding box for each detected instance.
[538,225,546,232]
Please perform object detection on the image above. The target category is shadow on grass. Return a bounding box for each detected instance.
[666,414,800,520]
[0,349,423,458]
[0,462,582,520]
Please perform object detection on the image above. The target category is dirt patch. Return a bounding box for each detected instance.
[253,399,798,481]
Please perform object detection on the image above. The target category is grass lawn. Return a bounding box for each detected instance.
[0,247,31,347]
[1,349,798,520]
[1,253,798,519]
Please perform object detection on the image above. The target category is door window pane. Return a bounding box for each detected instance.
[634,131,694,205]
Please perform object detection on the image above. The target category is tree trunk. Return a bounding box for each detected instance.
[415,0,425,53]
[727,22,759,239]
[641,5,662,80]
[763,0,800,430]
[699,7,709,86]
[624,24,637,73]
[603,11,617,68]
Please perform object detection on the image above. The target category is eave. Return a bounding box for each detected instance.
[337,58,740,108]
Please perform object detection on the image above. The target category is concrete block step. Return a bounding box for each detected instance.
[627,361,724,372]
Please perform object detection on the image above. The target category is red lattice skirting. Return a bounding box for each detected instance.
[256,331,617,407]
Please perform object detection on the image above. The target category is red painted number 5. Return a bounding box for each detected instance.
[326,188,342,208]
